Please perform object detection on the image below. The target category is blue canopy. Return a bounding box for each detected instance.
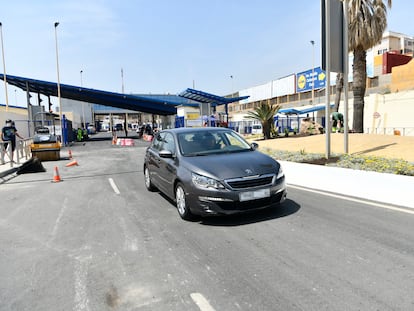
[178,88,249,105]
[1,74,190,115]
[279,103,335,115]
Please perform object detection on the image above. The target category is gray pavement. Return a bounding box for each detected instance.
[1,150,413,209]
[0,162,20,181]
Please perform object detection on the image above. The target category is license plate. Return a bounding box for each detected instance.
[239,189,270,202]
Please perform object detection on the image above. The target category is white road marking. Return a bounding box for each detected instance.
[108,178,120,194]
[288,185,414,215]
[49,197,69,244]
[190,293,216,311]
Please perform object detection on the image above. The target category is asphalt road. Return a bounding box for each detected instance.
[1,133,413,311]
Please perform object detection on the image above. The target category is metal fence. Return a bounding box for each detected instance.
[365,127,414,136]
[0,139,33,168]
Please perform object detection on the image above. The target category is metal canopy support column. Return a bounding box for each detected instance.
[324,0,331,158]
[342,0,349,154]
[322,0,345,158]
[26,81,32,137]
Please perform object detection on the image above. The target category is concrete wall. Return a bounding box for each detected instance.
[0,107,30,137]
[391,59,414,92]
[364,90,414,136]
[334,89,414,136]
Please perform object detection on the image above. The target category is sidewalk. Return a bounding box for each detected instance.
[1,139,33,178]
[251,133,414,209]
[280,161,414,209]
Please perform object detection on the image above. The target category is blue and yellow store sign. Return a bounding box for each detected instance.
[296,67,326,93]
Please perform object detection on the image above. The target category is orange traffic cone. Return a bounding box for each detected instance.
[66,159,79,167]
[52,166,62,183]
[68,149,73,159]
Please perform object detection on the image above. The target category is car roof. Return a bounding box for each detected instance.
[162,127,232,135]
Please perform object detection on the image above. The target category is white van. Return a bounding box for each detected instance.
[251,124,263,134]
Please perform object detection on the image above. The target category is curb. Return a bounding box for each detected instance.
[280,161,414,209]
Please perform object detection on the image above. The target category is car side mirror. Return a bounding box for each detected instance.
[159,150,174,158]
[251,142,259,150]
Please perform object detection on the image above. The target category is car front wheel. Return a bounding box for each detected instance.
[175,183,193,220]
[144,166,156,191]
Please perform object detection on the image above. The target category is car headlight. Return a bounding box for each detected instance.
[192,173,225,189]
[277,165,284,180]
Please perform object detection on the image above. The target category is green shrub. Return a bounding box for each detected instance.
[333,154,414,175]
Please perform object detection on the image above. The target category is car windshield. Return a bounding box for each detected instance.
[177,129,252,156]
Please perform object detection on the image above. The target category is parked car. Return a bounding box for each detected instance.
[87,125,96,134]
[114,123,123,131]
[143,127,286,220]
[100,123,110,131]
[251,124,263,134]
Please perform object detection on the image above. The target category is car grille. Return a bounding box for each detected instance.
[225,174,275,190]
[216,191,285,211]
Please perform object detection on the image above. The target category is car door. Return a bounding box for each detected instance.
[156,132,178,198]
[146,132,165,188]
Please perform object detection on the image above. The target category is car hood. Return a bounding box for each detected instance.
[181,151,280,180]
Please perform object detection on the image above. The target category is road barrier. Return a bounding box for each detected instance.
[115,138,135,146]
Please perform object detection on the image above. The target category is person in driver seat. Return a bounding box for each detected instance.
[202,133,218,150]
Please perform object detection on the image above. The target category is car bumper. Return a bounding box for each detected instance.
[186,179,287,216]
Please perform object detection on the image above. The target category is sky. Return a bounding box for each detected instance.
[1,0,414,109]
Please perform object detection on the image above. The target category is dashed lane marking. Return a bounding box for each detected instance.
[108,178,120,194]
[190,293,216,311]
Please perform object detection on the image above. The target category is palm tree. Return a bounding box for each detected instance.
[348,0,392,132]
[246,101,280,139]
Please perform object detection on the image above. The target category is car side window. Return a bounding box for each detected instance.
[162,133,176,154]
[152,133,165,151]
[225,133,244,148]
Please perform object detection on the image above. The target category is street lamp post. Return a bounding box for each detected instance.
[121,68,124,94]
[228,75,234,127]
[310,40,315,121]
[54,22,64,144]
[80,70,86,128]
[230,75,234,98]
[0,22,9,111]
[310,41,315,99]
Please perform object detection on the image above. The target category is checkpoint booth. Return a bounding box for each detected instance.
[176,88,249,128]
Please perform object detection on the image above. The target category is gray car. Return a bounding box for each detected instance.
[144,127,287,220]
